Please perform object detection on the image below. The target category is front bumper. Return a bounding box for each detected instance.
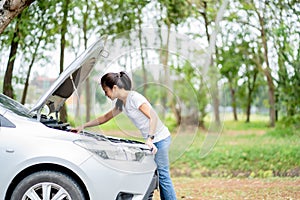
[79,155,158,200]
[142,170,158,200]
[116,170,158,200]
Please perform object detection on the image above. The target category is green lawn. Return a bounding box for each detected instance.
[170,120,300,178]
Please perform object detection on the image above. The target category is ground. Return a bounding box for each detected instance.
[153,177,300,200]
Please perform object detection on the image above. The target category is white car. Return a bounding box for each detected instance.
[0,38,158,200]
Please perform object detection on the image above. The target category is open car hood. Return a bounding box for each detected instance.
[30,37,107,115]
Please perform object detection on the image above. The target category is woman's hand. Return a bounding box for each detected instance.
[70,125,84,134]
[145,138,157,154]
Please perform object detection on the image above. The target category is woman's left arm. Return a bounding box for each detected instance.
[139,103,158,154]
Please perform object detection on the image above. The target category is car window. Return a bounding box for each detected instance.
[0,94,32,118]
[0,114,16,128]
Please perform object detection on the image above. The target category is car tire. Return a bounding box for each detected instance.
[10,170,85,200]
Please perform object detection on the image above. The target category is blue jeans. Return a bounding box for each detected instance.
[154,136,177,200]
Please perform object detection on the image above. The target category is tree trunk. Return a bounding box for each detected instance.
[164,25,171,101]
[212,78,220,124]
[83,1,91,121]
[75,90,81,117]
[229,83,238,121]
[21,19,46,104]
[266,74,276,126]
[138,16,147,95]
[245,90,252,123]
[174,105,181,126]
[201,1,221,125]
[257,12,276,127]
[246,67,258,123]
[59,0,70,122]
[3,13,22,98]
[0,0,34,34]
[21,51,34,104]
[85,78,91,121]
[161,24,178,125]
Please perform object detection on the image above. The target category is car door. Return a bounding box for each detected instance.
[0,113,18,199]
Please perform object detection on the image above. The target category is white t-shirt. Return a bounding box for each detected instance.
[122,91,170,143]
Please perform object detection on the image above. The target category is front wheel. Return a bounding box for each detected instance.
[11,171,85,200]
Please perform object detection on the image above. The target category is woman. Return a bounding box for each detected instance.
[73,71,177,200]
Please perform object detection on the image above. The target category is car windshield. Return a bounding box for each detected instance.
[0,94,32,118]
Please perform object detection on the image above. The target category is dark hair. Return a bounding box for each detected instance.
[101,71,132,111]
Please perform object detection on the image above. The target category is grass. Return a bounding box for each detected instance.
[99,113,138,131]
[170,119,300,178]
[222,120,270,131]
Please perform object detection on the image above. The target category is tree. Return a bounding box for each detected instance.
[2,0,59,101]
[77,0,93,121]
[21,13,46,104]
[0,0,35,34]
[194,0,229,126]
[238,0,276,126]
[21,1,57,104]
[65,0,99,121]
[219,44,240,121]
[172,61,208,127]
[157,0,192,121]
[1,0,299,131]
[59,0,71,122]
[92,0,150,115]
[2,13,22,98]
[272,0,300,119]
[241,50,260,123]
[219,3,267,123]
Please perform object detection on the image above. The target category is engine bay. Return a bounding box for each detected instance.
[34,113,147,146]
[34,114,70,130]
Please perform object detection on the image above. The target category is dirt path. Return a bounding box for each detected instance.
[153,177,300,200]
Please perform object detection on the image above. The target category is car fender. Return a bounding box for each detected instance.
[1,154,94,200]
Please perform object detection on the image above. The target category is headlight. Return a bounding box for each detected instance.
[74,139,146,162]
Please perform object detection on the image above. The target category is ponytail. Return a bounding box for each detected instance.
[101,71,132,111]
[119,71,132,90]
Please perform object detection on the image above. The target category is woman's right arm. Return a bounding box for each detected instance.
[95,107,121,126]
[73,107,121,133]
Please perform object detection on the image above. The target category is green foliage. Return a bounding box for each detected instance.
[265,128,298,138]
[94,0,149,36]
[171,61,208,126]
[280,115,300,129]
[164,114,177,132]
[198,142,299,176]
[1,0,300,131]
[171,120,300,178]
[265,115,300,138]
[158,0,192,26]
